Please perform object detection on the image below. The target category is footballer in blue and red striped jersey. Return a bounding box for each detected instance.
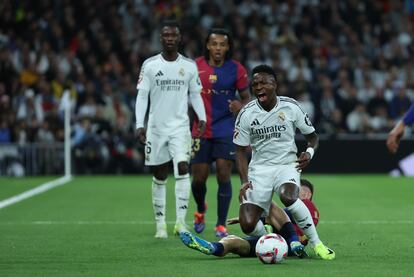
[190,28,250,238]
[191,57,249,138]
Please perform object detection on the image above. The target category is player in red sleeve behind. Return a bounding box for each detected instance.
[191,28,251,237]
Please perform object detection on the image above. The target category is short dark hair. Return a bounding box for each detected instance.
[204,28,233,61]
[300,179,314,200]
[161,20,180,31]
[251,64,277,81]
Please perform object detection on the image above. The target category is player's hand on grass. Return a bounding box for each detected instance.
[227,217,240,225]
[195,120,206,137]
[296,152,311,171]
[136,127,147,144]
[239,181,252,203]
[228,99,243,114]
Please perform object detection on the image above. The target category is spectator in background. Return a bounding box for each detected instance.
[390,86,412,119]
[16,89,44,129]
[0,118,11,143]
[72,117,109,174]
[346,102,371,133]
[0,0,412,175]
[35,120,55,143]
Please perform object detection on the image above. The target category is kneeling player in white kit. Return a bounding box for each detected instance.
[135,20,207,238]
[233,64,335,260]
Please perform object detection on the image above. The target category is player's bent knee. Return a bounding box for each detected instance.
[174,161,189,179]
[279,182,299,206]
[177,161,189,175]
[280,193,299,207]
[153,163,169,180]
[153,171,168,181]
[240,224,255,234]
[240,219,256,234]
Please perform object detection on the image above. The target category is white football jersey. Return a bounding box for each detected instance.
[233,96,315,166]
[136,53,202,134]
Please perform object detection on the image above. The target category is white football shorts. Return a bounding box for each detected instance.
[144,128,191,168]
[242,163,300,215]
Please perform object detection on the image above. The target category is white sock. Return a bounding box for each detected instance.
[286,199,321,246]
[152,177,167,224]
[175,174,190,223]
[247,220,267,237]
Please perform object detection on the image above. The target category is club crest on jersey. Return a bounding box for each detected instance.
[209,74,218,83]
[278,112,285,123]
[179,68,185,76]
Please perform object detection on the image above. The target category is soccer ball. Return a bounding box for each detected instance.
[255,233,288,264]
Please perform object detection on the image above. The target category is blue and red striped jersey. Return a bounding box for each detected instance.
[192,57,249,138]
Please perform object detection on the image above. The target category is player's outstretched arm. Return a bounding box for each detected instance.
[227,217,240,225]
[387,121,405,154]
[387,103,414,153]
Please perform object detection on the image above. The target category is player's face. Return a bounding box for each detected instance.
[251,72,277,107]
[206,34,229,64]
[160,26,181,53]
[299,186,312,200]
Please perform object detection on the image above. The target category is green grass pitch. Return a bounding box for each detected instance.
[0,175,413,277]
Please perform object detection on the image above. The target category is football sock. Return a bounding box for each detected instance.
[280,222,299,245]
[247,220,267,237]
[191,181,207,213]
[152,177,167,224]
[175,174,191,223]
[286,199,321,246]
[211,242,225,256]
[217,182,232,226]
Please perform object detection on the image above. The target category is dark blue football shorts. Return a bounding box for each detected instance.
[191,137,235,164]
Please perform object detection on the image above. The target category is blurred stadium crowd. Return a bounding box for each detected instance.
[0,0,413,173]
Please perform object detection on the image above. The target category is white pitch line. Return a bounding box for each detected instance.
[0,175,72,210]
[0,220,412,225]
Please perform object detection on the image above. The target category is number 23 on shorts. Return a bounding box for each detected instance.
[191,138,200,158]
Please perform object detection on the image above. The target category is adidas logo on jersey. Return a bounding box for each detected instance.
[155,70,164,77]
[250,119,260,126]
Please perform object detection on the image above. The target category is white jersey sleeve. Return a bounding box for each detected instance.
[188,63,202,94]
[294,102,315,135]
[136,61,151,91]
[233,108,250,146]
[135,89,149,129]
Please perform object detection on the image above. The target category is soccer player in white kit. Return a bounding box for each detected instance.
[135,21,207,238]
[233,65,335,260]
